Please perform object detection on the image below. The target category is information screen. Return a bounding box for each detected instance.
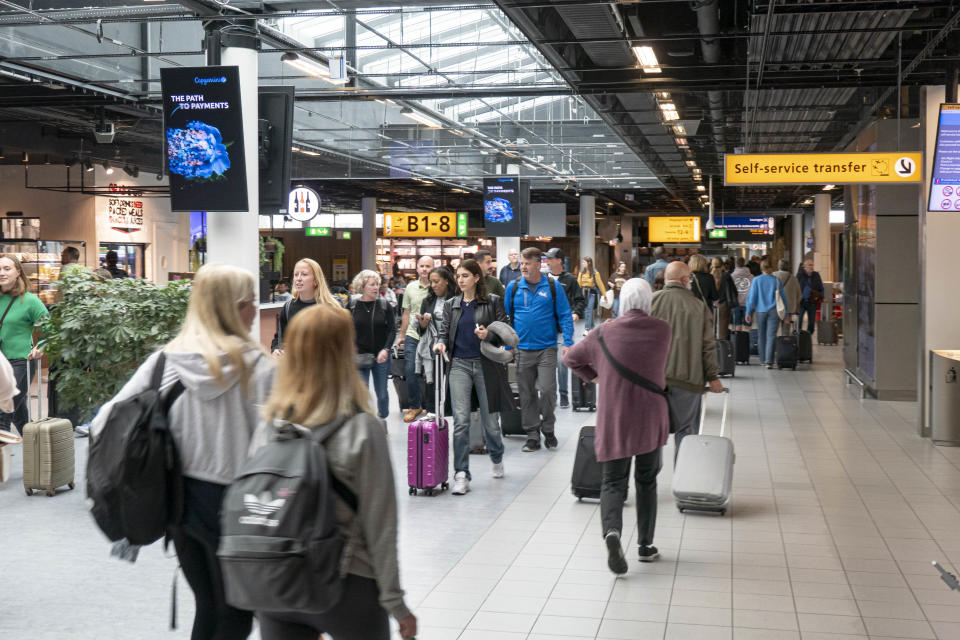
[648,216,701,243]
[383,212,467,238]
[929,104,960,212]
[483,177,521,237]
[715,216,775,241]
[161,66,247,212]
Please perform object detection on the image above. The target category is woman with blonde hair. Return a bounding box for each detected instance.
[711,256,737,340]
[0,254,47,436]
[254,305,417,640]
[271,258,339,356]
[349,269,395,420]
[91,263,275,640]
[688,253,719,309]
[577,256,607,330]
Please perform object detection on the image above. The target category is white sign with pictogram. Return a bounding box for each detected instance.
[288,186,320,222]
[895,156,916,178]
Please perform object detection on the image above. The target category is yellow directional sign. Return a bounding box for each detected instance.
[649,216,701,243]
[725,152,922,185]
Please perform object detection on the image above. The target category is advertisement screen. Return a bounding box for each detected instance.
[161,66,247,212]
[929,104,960,212]
[483,177,521,237]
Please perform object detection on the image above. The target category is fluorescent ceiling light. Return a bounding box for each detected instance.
[696,185,706,192]
[659,102,680,121]
[451,188,469,194]
[673,124,686,135]
[592,134,605,138]
[281,52,331,79]
[822,184,835,191]
[632,46,662,73]
[685,160,696,167]
[400,107,442,128]
[675,137,688,146]
[692,167,702,175]
[412,178,434,185]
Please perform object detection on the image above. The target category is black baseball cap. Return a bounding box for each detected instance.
[545,248,564,260]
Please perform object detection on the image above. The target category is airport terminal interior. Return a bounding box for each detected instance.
[2,1,960,639]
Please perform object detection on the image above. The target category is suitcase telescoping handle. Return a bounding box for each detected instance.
[434,352,447,422]
[26,356,43,423]
[698,388,729,438]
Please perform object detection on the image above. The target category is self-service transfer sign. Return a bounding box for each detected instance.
[725,152,922,185]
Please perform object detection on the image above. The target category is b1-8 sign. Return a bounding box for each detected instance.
[288,186,320,222]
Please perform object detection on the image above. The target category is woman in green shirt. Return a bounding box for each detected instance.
[0,255,47,435]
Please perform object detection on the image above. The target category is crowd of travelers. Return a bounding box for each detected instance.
[0,243,827,639]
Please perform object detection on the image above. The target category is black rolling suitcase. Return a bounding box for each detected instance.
[571,377,596,412]
[714,309,735,378]
[734,331,751,364]
[500,382,524,435]
[818,318,839,345]
[775,334,798,370]
[798,330,813,362]
[749,328,759,356]
[571,426,605,500]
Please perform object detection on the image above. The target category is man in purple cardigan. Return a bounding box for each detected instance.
[564,278,672,574]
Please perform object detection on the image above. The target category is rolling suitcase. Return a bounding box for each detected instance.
[22,359,75,497]
[714,309,735,378]
[734,331,750,364]
[818,318,838,345]
[798,330,813,363]
[571,426,604,500]
[775,335,798,370]
[500,382,524,436]
[571,377,596,412]
[407,354,449,496]
[749,329,759,356]
[673,389,733,515]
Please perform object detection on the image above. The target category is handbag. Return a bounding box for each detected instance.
[355,352,375,369]
[596,327,680,434]
[775,281,786,320]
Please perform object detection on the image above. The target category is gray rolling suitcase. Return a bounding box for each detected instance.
[22,359,76,497]
[673,389,733,515]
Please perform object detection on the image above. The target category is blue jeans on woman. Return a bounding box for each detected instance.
[359,358,390,419]
[449,358,503,480]
[585,289,597,330]
[755,308,779,365]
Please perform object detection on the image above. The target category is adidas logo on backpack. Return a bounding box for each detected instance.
[239,492,288,527]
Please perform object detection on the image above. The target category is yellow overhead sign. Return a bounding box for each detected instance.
[649,216,701,243]
[725,152,922,185]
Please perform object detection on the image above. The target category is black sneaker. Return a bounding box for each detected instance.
[522,438,541,452]
[544,433,558,449]
[605,531,628,575]
[638,545,660,562]
[559,401,570,408]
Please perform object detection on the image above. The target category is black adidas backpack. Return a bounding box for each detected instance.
[217,416,357,614]
[87,352,185,545]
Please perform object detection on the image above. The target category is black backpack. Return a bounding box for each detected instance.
[87,352,185,545]
[217,416,358,614]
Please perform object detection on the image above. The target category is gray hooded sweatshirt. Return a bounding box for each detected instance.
[91,348,275,485]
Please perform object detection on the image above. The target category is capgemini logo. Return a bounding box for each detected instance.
[194,76,227,86]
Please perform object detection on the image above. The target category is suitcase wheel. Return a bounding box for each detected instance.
[408,487,417,496]
[720,509,727,516]
[678,507,685,514]
[425,488,434,497]
[25,488,31,497]
[46,489,55,497]
[441,482,449,491]
[68,482,75,490]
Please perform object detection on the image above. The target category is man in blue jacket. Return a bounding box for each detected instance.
[505,247,575,452]
[796,258,824,334]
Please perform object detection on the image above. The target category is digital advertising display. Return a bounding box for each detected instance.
[929,104,960,212]
[161,66,247,212]
[483,177,521,237]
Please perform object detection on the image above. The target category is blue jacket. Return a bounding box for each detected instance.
[745,274,787,316]
[505,275,575,350]
[797,269,824,301]
[644,259,669,286]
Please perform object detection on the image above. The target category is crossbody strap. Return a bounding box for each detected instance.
[595,328,667,398]
[0,296,16,334]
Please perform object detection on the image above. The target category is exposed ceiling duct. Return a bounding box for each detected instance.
[694,0,725,161]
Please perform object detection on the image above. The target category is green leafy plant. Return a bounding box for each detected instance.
[270,237,285,273]
[37,269,192,422]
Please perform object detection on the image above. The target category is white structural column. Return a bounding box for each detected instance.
[361,197,377,271]
[579,194,596,265]
[496,237,520,276]
[618,215,632,269]
[792,212,804,270]
[206,44,260,330]
[814,193,831,280]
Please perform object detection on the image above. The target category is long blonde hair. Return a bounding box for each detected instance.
[165,263,262,387]
[263,304,372,425]
[688,253,709,274]
[294,258,339,307]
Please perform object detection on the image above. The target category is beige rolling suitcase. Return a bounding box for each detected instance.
[22,359,75,496]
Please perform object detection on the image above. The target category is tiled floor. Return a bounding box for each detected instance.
[4,343,960,639]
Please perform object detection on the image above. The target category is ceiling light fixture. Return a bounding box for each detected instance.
[673,124,686,136]
[103,161,113,175]
[632,45,662,73]
[823,184,835,190]
[281,52,331,79]
[686,160,696,167]
[400,107,442,128]
[696,185,706,191]
[658,102,680,122]
[675,137,688,146]
[21,151,28,163]
[84,158,94,172]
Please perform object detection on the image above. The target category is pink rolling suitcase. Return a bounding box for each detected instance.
[407,354,449,496]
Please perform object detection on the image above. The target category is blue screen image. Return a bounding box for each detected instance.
[485,197,515,223]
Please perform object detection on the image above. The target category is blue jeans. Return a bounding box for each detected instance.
[358,358,390,419]
[449,358,504,480]
[585,290,597,330]
[612,297,620,319]
[403,335,422,410]
[756,308,779,365]
[731,306,750,329]
[798,300,817,334]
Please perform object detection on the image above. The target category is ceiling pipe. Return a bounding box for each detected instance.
[693,0,725,160]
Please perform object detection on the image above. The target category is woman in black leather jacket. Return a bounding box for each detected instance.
[434,259,514,495]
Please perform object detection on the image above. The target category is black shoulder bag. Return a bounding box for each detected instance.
[0,296,16,350]
[595,327,679,433]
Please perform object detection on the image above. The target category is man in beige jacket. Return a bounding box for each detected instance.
[650,262,724,460]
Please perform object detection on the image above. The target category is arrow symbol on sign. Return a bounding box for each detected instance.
[899,158,913,175]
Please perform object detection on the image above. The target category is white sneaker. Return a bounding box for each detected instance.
[451,472,470,495]
[492,462,504,478]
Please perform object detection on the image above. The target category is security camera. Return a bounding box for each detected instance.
[93,121,115,144]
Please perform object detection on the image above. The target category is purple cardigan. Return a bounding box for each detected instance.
[563,310,672,462]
